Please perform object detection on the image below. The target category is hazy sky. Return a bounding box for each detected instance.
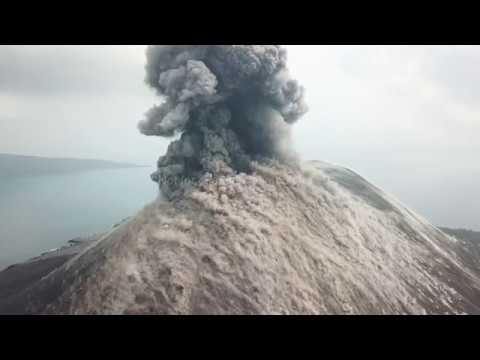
[0,45,478,229]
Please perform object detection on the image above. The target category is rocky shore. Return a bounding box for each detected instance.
[0,218,131,314]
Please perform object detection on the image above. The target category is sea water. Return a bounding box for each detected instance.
[0,167,158,270]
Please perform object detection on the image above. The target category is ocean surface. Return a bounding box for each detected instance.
[0,167,158,270]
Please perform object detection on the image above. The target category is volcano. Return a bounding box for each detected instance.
[1,161,478,315]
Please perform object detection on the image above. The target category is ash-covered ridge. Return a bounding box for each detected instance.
[138,45,307,199]
[2,45,479,315]
[2,161,479,315]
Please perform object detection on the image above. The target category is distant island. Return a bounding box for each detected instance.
[0,153,147,178]
[440,227,480,243]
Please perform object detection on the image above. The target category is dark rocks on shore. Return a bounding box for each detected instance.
[0,234,99,314]
[0,218,134,313]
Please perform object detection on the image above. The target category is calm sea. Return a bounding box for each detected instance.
[0,167,158,270]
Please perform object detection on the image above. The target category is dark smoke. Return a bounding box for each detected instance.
[138,45,308,199]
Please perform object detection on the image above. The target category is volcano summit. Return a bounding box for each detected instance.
[0,45,479,315]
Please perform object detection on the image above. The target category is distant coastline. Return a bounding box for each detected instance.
[0,153,148,178]
[440,227,480,242]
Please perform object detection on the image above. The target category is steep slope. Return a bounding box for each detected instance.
[1,161,479,315]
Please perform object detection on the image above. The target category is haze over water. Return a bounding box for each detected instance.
[0,167,157,270]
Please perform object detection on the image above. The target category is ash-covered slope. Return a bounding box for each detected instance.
[2,161,479,315]
[3,45,478,315]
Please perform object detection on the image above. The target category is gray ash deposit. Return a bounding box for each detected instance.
[1,46,479,315]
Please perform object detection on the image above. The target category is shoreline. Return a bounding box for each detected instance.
[0,217,132,312]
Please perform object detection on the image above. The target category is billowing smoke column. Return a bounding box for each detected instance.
[139,45,308,199]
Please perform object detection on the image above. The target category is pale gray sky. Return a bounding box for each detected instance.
[0,45,478,229]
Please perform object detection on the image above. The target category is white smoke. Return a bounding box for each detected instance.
[138,45,308,199]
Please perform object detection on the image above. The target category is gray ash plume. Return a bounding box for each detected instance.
[138,45,308,199]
